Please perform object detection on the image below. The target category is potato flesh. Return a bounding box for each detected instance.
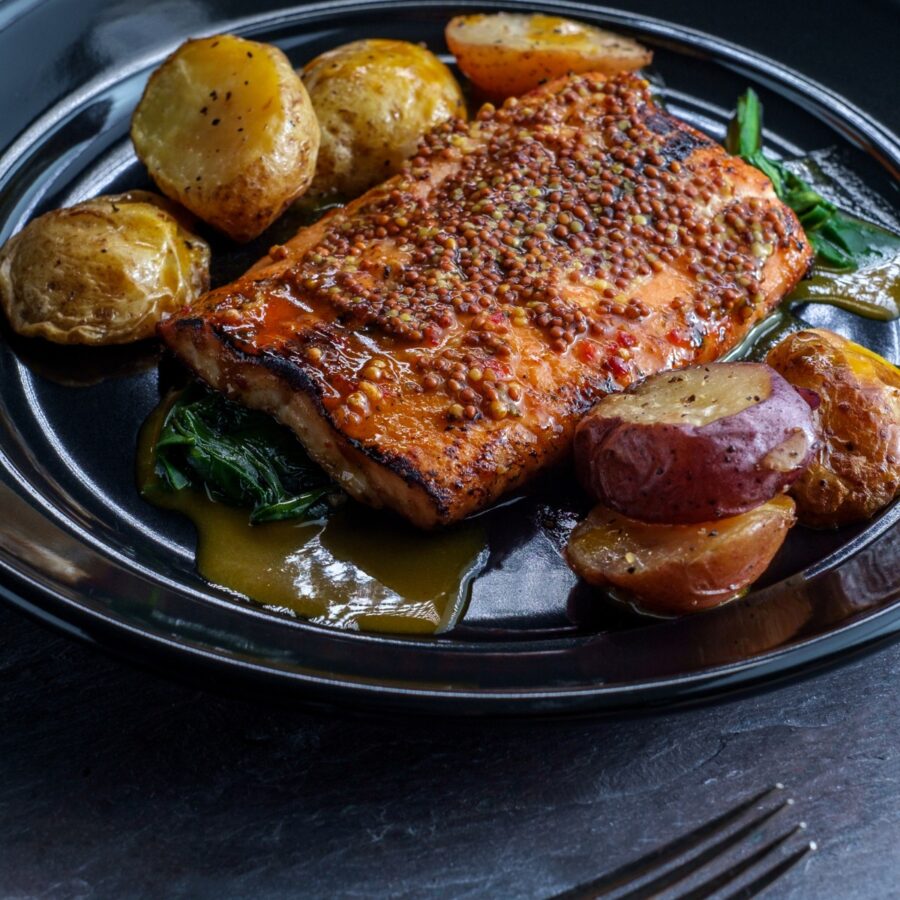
[446,13,652,99]
[597,364,771,427]
[131,35,320,241]
[767,328,900,527]
[302,39,465,199]
[0,191,209,345]
[565,495,796,615]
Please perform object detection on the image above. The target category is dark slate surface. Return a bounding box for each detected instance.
[2,1,899,897]
[2,604,900,898]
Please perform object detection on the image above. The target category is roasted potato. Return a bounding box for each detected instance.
[131,34,319,242]
[302,39,465,198]
[767,329,900,527]
[565,495,797,616]
[575,363,817,524]
[0,191,209,345]
[445,13,652,100]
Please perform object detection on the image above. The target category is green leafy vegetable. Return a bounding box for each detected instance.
[726,88,900,271]
[155,383,339,523]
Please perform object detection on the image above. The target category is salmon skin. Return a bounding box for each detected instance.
[159,71,812,528]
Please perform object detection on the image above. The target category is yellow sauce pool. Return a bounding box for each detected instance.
[137,398,488,634]
[788,257,900,321]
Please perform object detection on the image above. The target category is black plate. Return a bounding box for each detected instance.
[1,0,899,715]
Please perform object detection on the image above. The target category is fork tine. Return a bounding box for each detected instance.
[721,842,815,900]
[549,787,779,899]
[617,802,789,900]
[673,825,804,900]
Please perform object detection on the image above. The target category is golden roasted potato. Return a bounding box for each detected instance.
[131,34,320,242]
[445,13,652,100]
[0,191,209,345]
[565,496,797,616]
[302,39,465,198]
[767,329,900,527]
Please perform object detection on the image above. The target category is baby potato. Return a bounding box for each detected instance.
[0,191,209,345]
[565,496,797,616]
[131,34,320,242]
[302,39,465,199]
[575,363,817,524]
[767,329,900,527]
[446,13,652,100]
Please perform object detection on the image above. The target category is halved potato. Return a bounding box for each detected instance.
[0,191,209,345]
[131,34,320,242]
[302,39,465,199]
[565,495,797,616]
[445,13,652,99]
[767,329,900,527]
[575,363,817,524]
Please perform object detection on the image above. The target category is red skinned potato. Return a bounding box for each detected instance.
[575,362,817,524]
[565,495,797,615]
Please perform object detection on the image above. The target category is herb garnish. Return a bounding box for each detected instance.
[726,88,900,271]
[155,383,340,523]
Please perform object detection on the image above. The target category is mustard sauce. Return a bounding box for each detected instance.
[723,254,900,365]
[137,397,488,634]
[722,306,799,361]
[788,257,900,321]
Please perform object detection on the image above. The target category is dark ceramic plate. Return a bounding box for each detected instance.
[1,0,898,715]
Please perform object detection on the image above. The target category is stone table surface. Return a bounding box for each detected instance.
[2,603,900,898]
[1,0,899,897]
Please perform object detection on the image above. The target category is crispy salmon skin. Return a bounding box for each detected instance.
[159,71,812,528]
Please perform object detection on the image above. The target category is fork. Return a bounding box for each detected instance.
[551,785,815,900]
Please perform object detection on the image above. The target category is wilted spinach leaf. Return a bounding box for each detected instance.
[727,88,900,271]
[155,383,340,523]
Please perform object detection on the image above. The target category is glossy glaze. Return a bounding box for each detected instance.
[790,259,900,321]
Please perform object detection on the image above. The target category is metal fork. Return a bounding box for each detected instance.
[551,785,815,900]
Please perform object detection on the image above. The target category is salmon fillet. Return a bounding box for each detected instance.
[159,71,812,528]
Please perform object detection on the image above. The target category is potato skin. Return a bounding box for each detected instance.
[302,39,465,199]
[446,13,652,100]
[575,363,817,524]
[131,35,320,242]
[0,191,209,345]
[565,496,796,615]
[767,329,900,527]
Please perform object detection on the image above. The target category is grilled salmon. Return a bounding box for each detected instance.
[159,71,812,528]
